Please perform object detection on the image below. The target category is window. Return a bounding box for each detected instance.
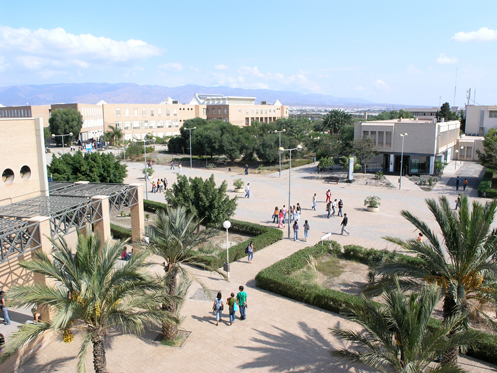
[385,131,392,148]
[246,108,249,114]
[142,108,146,117]
[203,108,206,116]
[370,131,377,144]
[134,108,138,117]
[490,111,497,118]
[141,120,148,129]
[115,122,123,129]
[149,121,156,128]
[133,121,140,129]
[206,108,209,115]
[218,108,221,115]
[173,108,177,116]
[150,108,154,116]
[166,108,170,116]
[157,120,163,128]
[251,108,254,114]
[124,121,131,130]
[166,120,172,128]
[256,109,259,114]
[125,108,129,117]
[363,131,369,138]
[116,108,121,117]
[173,120,179,127]
[158,108,162,116]
[224,108,227,115]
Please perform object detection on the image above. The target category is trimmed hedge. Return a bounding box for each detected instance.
[110,223,132,240]
[477,169,497,198]
[144,199,167,213]
[255,240,497,365]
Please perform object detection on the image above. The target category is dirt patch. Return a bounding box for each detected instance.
[303,171,394,188]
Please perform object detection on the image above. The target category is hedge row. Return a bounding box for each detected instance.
[110,223,132,240]
[477,169,497,198]
[255,240,497,365]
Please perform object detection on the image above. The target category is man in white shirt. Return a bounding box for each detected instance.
[245,183,250,198]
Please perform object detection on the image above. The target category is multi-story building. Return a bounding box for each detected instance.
[0,104,51,125]
[102,99,206,141]
[402,106,460,120]
[190,94,288,126]
[465,105,497,136]
[51,103,105,141]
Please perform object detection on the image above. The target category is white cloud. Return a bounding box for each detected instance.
[452,27,497,42]
[407,64,422,74]
[189,66,199,72]
[215,64,229,70]
[436,53,458,64]
[158,62,183,71]
[238,66,265,77]
[375,79,390,91]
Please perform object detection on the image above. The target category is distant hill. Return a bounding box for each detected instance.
[0,83,376,107]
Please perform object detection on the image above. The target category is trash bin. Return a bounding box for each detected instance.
[223,262,230,272]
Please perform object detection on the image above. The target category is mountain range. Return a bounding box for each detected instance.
[0,83,378,107]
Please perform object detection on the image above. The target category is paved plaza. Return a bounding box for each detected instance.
[10,157,497,372]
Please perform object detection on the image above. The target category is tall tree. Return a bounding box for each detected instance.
[351,136,379,173]
[322,110,352,134]
[437,102,460,121]
[145,206,224,340]
[0,230,174,373]
[331,279,478,372]
[49,108,83,145]
[476,127,497,170]
[379,195,497,366]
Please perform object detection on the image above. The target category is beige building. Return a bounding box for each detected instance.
[51,102,105,141]
[354,118,461,175]
[190,94,288,126]
[465,105,497,136]
[102,99,206,141]
[402,106,460,120]
[0,104,51,126]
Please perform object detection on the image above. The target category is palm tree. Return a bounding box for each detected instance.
[331,279,478,372]
[145,206,225,340]
[0,230,177,373]
[379,194,497,366]
[105,125,123,146]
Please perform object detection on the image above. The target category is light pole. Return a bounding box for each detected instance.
[52,132,73,154]
[278,145,303,239]
[134,138,155,200]
[399,133,408,190]
[460,146,464,165]
[454,149,459,170]
[223,220,231,281]
[186,127,196,169]
[275,129,286,177]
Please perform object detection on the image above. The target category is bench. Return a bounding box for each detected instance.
[324,176,340,184]
[216,160,227,165]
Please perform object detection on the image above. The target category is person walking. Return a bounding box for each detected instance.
[331,199,337,217]
[227,293,238,326]
[296,203,301,220]
[312,193,317,210]
[313,156,316,165]
[164,178,168,190]
[247,241,254,263]
[293,220,299,241]
[170,160,175,170]
[178,163,182,174]
[236,286,248,320]
[455,194,461,210]
[272,206,279,223]
[245,164,249,175]
[326,201,331,219]
[303,220,310,242]
[0,291,11,325]
[340,213,350,235]
[245,183,250,198]
[278,209,285,229]
[326,189,331,203]
[338,199,344,217]
[282,205,287,224]
[455,176,460,191]
[213,291,223,326]
[292,206,298,222]
[463,178,468,191]
[151,182,156,193]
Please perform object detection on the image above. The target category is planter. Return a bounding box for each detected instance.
[366,206,379,212]
[235,188,245,193]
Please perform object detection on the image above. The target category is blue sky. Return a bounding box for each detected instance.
[1,0,496,106]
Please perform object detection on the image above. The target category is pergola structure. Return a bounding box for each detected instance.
[0,182,144,264]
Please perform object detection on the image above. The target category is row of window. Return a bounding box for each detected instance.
[123,132,179,140]
[118,120,179,130]
[82,107,102,116]
[363,130,392,148]
[206,107,280,115]
[116,107,194,118]
[489,111,497,118]
[0,109,32,117]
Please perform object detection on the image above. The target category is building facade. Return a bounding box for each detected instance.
[51,103,105,141]
[465,105,497,136]
[0,105,51,125]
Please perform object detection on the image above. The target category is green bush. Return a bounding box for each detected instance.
[110,224,132,240]
[144,199,167,213]
[477,169,495,197]
[233,178,244,189]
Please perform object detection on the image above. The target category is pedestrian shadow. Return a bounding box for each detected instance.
[191,314,217,325]
[6,309,33,324]
[236,321,373,372]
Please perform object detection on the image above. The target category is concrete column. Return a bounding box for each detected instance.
[28,216,53,321]
[92,195,111,247]
[129,184,144,243]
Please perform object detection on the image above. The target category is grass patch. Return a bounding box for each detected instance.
[161,336,182,347]
[316,255,343,278]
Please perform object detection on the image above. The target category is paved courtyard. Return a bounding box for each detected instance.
[11,158,497,372]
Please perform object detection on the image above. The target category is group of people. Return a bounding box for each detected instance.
[322,190,344,219]
[212,286,248,326]
[455,176,469,191]
[151,178,168,193]
[271,204,310,241]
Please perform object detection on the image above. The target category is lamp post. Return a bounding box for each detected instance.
[278,145,303,239]
[399,133,408,190]
[223,220,231,281]
[275,129,286,178]
[186,127,196,169]
[52,132,73,154]
[134,138,156,200]
[454,149,459,170]
[460,146,464,165]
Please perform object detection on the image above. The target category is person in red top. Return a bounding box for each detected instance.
[326,189,332,203]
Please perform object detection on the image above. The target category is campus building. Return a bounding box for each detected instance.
[465,105,497,136]
[402,106,460,120]
[190,94,289,127]
[51,102,105,141]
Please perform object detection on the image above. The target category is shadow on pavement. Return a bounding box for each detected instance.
[18,356,76,373]
[236,321,373,372]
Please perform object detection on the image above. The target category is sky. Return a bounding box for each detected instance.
[0,0,496,106]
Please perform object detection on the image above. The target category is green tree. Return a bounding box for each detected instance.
[477,127,497,169]
[369,110,414,121]
[146,206,224,340]
[48,108,83,145]
[379,195,497,366]
[165,174,237,226]
[351,136,379,173]
[340,155,361,171]
[0,230,174,373]
[322,110,352,134]
[318,156,334,169]
[48,151,128,183]
[436,102,460,121]
[255,133,280,163]
[331,279,478,373]
[105,125,123,146]
[315,134,343,161]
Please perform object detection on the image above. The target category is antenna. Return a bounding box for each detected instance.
[474,89,477,105]
[466,89,471,106]
[439,96,441,107]
[453,67,458,107]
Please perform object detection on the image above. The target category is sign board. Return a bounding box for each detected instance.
[85,144,92,153]
[348,157,355,180]
[320,232,331,246]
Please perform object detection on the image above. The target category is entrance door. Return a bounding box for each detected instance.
[394,155,410,175]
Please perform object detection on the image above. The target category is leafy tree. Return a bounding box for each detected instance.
[48,108,83,146]
[331,279,478,373]
[477,127,497,170]
[322,110,352,134]
[48,151,128,183]
[436,102,460,121]
[255,133,280,163]
[318,157,334,169]
[369,109,414,121]
[379,195,497,366]
[145,206,222,340]
[315,134,343,161]
[351,136,379,173]
[0,230,174,373]
[105,125,123,146]
[165,174,237,227]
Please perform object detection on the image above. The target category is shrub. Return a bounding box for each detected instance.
[143,199,167,213]
[364,196,381,208]
[143,167,154,177]
[478,169,496,197]
[110,224,132,240]
[233,179,244,189]
[375,171,384,179]
[206,163,217,169]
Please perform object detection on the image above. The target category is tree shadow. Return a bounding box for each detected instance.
[236,321,373,372]
[17,356,76,373]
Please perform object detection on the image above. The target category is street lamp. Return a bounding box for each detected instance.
[52,132,73,154]
[274,129,286,178]
[399,133,408,190]
[454,149,459,170]
[223,220,231,281]
[460,146,464,165]
[134,138,156,200]
[278,144,303,239]
[186,127,196,169]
